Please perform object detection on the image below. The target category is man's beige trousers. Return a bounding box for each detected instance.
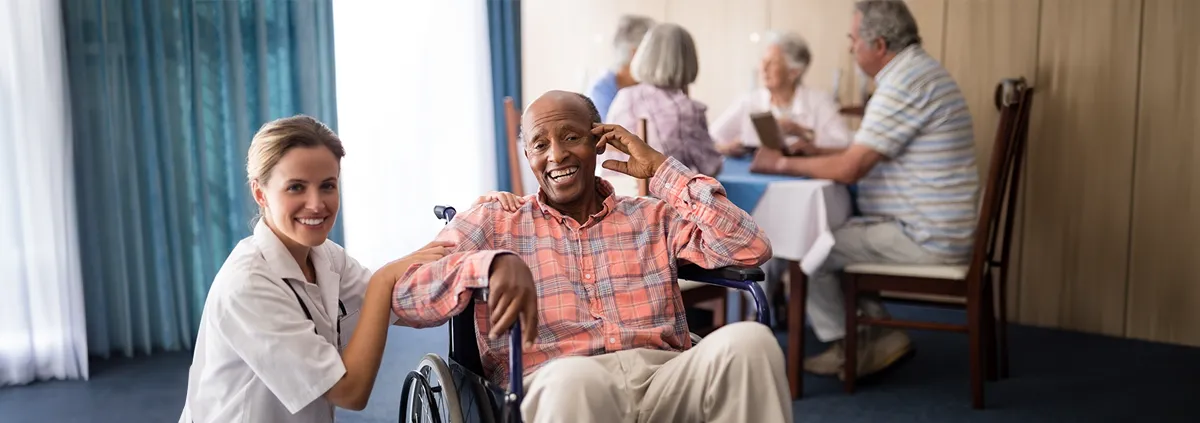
[520,322,792,423]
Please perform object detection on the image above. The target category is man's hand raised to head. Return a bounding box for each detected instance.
[592,123,668,179]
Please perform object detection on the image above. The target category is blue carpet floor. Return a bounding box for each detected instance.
[3,303,1198,422]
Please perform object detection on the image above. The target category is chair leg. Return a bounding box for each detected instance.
[998,269,1010,379]
[968,281,985,409]
[786,261,805,400]
[740,294,751,322]
[843,273,858,394]
[984,280,998,382]
[713,293,727,328]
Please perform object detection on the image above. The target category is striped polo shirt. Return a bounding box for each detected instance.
[854,45,979,260]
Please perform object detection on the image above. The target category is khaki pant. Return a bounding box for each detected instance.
[520,322,792,423]
[804,219,961,342]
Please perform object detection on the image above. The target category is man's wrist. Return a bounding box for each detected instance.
[646,152,668,178]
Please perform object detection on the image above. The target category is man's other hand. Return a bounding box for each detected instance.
[486,254,538,348]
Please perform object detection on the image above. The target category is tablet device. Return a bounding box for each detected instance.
[750,112,803,156]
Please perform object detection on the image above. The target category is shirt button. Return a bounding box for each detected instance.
[584,273,592,279]
[609,337,617,344]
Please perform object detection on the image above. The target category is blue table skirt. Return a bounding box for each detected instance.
[716,157,858,215]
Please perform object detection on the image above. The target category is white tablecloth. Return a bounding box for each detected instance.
[608,174,852,275]
[752,180,852,274]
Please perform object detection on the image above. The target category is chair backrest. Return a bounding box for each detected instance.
[504,97,525,196]
[636,118,650,197]
[966,78,1035,284]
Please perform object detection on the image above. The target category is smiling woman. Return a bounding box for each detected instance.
[246,116,345,266]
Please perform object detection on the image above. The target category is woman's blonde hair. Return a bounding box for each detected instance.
[246,115,345,187]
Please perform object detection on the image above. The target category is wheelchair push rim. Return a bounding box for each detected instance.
[399,354,464,423]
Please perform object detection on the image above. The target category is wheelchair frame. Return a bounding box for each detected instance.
[399,205,772,423]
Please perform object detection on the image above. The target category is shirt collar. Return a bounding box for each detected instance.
[874,44,922,83]
[253,219,329,283]
[533,177,618,227]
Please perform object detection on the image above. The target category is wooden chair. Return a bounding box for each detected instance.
[635,118,650,197]
[503,97,525,196]
[839,78,1034,409]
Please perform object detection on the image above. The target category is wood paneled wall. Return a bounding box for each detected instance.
[521,0,1200,347]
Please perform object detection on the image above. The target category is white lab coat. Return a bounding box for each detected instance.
[179,220,389,423]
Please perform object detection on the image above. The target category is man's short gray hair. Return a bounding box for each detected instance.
[764,31,812,72]
[612,15,656,69]
[630,23,699,90]
[855,0,922,53]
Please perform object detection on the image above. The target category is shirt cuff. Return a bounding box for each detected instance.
[649,156,696,198]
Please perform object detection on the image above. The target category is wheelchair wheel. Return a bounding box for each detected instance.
[400,354,464,423]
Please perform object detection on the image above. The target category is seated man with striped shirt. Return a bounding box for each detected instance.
[392,90,792,423]
[751,0,979,379]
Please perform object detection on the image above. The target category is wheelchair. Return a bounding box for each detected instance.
[398,205,772,423]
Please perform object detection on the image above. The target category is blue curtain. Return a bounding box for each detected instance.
[61,0,341,357]
[487,0,522,191]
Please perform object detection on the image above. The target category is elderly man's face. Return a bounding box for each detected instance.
[849,11,887,77]
[759,45,799,91]
[522,93,598,208]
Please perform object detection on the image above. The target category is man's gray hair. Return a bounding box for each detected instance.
[612,15,656,69]
[630,23,699,90]
[763,31,812,72]
[855,0,922,53]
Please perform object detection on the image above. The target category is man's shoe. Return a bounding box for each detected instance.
[839,327,913,381]
[803,342,843,375]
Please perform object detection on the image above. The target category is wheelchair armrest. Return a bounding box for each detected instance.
[677,264,771,326]
[678,264,765,282]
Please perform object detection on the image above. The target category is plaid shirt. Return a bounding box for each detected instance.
[391,157,772,386]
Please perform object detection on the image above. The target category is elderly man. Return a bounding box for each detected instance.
[751,0,979,379]
[712,31,853,158]
[393,90,792,423]
[588,14,655,120]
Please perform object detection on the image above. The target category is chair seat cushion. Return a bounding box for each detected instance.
[843,263,969,280]
[678,279,706,291]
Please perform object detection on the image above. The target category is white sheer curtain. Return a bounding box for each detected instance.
[0,0,89,385]
[333,0,498,269]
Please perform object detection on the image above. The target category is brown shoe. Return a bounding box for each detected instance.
[839,327,913,381]
[803,342,844,375]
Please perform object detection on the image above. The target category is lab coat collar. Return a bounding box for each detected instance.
[252,218,327,284]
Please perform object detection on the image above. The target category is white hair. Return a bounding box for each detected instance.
[763,31,812,73]
[611,15,656,69]
[629,23,699,90]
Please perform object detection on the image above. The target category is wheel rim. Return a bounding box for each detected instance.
[400,371,441,423]
[399,355,464,423]
[419,355,463,422]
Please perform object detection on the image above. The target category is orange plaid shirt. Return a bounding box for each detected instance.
[391,157,772,386]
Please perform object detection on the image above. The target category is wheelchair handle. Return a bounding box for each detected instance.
[509,321,524,399]
[434,205,456,223]
[505,321,524,423]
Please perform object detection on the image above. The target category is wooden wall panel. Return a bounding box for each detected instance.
[1126,0,1200,347]
[666,0,768,122]
[520,0,668,108]
[903,0,946,62]
[1018,0,1141,337]
[943,0,1041,319]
